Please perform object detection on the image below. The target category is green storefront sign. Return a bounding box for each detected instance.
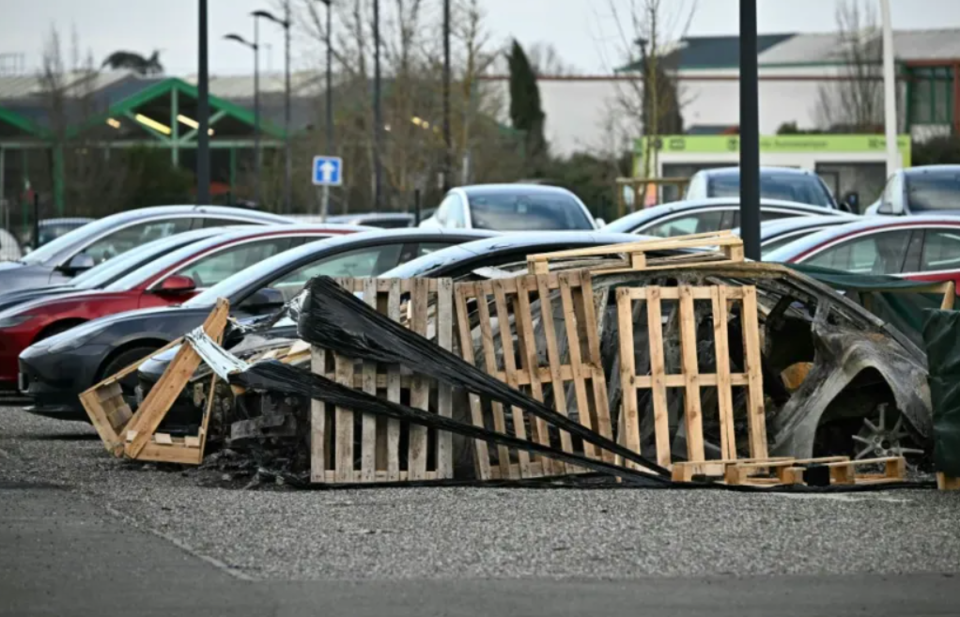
[635,134,912,168]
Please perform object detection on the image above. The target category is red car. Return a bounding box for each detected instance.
[764,215,960,287]
[0,224,362,387]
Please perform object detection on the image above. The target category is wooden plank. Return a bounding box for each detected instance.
[407,277,431,480]
[476,281,515,479]
[514,275,553,476]
[124,300,230,459]
[942,281,957,310]
[558,273,595,460]
[576,272,614,462]
[310,346,327,483]
[135,443,201,465]
[616,288,641,468]
[526,231,739,264]
[741,286,769,460]
[633,373,750,388]
[154,432,173,445]
[360,279,379,482]
[454,282,491,480]
[385,279,402,482]
[80,390,124,454]
[536,273,570,475]
[333,353,355,483]
[711,286,737,460]
[678,286,705,462]
[436,278,454,480]
[93,337,185,388]
[492,279,531,477]
[624,286,747,302]
[937,472,960,491]
[646,286,671,468]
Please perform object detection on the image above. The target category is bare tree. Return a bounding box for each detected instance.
[815,0,883,132]
[526,42,579,77]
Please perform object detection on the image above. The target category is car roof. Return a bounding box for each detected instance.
[456,183,578,197]
[764,214,960,261]
[746,214,859,240]
[902,164,960,176]
[699,166,819,178]
[602,198,840,233]
[39,217,95,226]
[380,231,645,279]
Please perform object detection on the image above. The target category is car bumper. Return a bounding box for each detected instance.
[18,347,104,418]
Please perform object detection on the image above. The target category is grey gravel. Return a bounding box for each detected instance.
[3,405,960,581]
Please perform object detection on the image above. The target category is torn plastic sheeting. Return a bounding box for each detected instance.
[231,360,671,486]
[297,275,670,477]
[185,327,250,381]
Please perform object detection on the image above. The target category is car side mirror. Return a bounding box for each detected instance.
[62,253,95,275]
[595,217,607,227]
[155,274,197,295]
[241,287,285,313]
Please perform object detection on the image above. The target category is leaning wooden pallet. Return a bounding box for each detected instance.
[526,230,744,275]
[615,284,768,469]
[80,299,230,464]
[454,270,614,481]
[310,277,454,484]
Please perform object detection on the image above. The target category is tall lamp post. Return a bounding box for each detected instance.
[197,0,210,204]
[442,0,451,192]
[739,0,761,261]
[254,6,292,214]
[225,31,262,206]
[373,0,383,211]
[318,0,333,219]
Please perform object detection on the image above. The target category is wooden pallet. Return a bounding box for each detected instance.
[615,284,767,469]
[454,271,614,480]
[310,278,454,484]
[80,300,230,464]
[673,455,907,486]
[526,230,744,275]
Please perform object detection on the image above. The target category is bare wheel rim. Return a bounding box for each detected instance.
[852,403,924,460]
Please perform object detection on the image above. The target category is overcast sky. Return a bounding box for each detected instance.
[2,0,960,76]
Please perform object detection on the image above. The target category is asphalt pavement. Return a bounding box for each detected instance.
[3,405,960,616]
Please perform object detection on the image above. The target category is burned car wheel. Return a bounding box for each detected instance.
[814,402,926,466]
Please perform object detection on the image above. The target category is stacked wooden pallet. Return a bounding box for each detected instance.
[672,455,907,487]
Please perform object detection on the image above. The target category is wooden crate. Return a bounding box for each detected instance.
[309,278,454,484]
[80,300,230,464]
[615,284,768,469]
[454,271,614,480]
[526,230,744,275]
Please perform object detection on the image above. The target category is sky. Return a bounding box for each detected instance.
[2,0,960,77]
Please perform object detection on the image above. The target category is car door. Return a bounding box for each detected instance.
[801,229,913,275]
[913,227,960,286]
[142,236,296,308]
[636,208,730,237]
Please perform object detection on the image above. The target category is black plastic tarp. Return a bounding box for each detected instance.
[922,309,960,476]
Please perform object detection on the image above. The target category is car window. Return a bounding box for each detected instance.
[435,196,457,225]
[201,217,257,228]
[169,238,293,288]
[82,218,193,265]
[805,230,911,275]
[920,229,960,272]
[905,172,960,212]
[466,192,593,231]
[639,211,726,238]
[708,172,833,207]
[448,198,467,228]
[761,229,823,257]
[267,244,405,301]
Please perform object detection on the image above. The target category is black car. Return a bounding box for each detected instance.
[0,228,224,313]
[20,229,495,418]
[0,205,291,293]
[602,198,844,237]
[136,231,649,390]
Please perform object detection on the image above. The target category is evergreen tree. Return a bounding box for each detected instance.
[507,40,547,172]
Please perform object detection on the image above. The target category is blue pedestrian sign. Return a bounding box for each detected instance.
[312,155,343,186]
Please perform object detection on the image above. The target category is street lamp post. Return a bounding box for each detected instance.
[253,6,292,214]
[739,0,761,261]
[373,0,383,211]
[318,0,333,220]
[442,0,451,192]
[224,31,261,206]
[197,0,210,204]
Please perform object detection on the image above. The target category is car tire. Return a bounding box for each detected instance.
[99,345,162,406]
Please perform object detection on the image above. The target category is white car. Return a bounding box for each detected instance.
[865,165,960,216]
[419,184,600,232]
[685,166,846,210]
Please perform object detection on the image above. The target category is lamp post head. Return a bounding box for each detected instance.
[253,9,289,28]
[224,33,257,50]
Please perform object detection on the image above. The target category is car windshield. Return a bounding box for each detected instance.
[38,222,87,246]
[708,172,833,207]
[906,172,960,212]
[69,233,211,290]
[18,215,129,265]
[467,192,594,231]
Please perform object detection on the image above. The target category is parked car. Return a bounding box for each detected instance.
[20,229,495,419]
[20,217,95,249]
[684,166,845,210]
[732,214,860,257]
[322,213,415,228]
[865,165,960,216]
[764,215,960,286]
[0,228,23,262]
[419,184,599,231]
[0,205,292,293]
[602,198,844,237]
[0,228,224,313]
[4,225,359,396]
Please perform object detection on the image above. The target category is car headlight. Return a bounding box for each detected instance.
[0,313,35,329]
